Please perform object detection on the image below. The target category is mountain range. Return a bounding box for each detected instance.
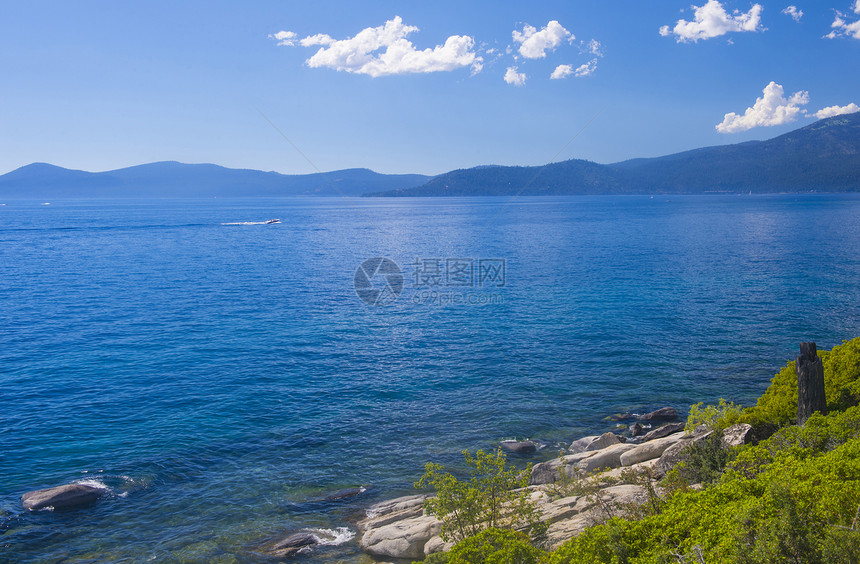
[371,112,860,196]
[0,162,430,199]
[1,113,858,199]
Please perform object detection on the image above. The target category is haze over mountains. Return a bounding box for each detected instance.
[2,113,858,199]
[0,162,430,199]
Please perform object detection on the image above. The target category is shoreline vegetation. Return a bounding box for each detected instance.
[351,337,860,563]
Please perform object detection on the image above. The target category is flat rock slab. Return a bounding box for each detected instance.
[722,423,753,447]
[360,514,441,560]
[543,484,647,549]
[578,443,637,474]
[530,451,596,485]
[620,432,686,467]
[640,422,686,442]
[21,484,104,511]
[585,432,622,452]
[358,494,428,531]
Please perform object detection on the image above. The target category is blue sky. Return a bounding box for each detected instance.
[1,0,858,175]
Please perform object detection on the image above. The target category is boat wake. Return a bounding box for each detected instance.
[221,219,280,226]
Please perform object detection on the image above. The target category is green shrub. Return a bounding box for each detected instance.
[547,519,639,564]
[685,398,744,433]
[444,528,546,564]
[822,337,860,412]
[672,431,736,486]
[419,552,450,564]
[415,449,547,543]
[821,526,860,564]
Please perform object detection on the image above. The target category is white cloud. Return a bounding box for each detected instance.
[813,103,860,118]
[504,66,527,86]
[782,6,803,22]
[574,59,598,77]
[550,64,573,79]
[550,58,598,80]
[512,20,573,59]
[270,31,298,46]
[660,1,765,43]
[581,39,604,57]
[826,3,860,39]
[273,16,482,77]
[716,81,810,133]
[300,33,334,47]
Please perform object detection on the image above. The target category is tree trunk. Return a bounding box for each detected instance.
[797,342,826,425]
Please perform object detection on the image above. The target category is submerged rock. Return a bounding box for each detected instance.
[259,532,317,558]
[21,484,104,511]
[325,486,368,501]
[500,440,537,454]
[639,407,678,422]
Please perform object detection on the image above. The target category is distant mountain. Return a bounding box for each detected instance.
[372,159,628,197]
[0,161,430,198]
[370,113,860,196]
[611,112,860,192]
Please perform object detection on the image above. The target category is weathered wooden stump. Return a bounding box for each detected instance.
[797,342,826,425]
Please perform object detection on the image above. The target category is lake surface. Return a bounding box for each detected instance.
[2,195,860,562]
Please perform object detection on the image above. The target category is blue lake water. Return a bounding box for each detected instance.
[2,194,860,562]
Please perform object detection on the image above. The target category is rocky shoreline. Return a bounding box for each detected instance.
[353,408,753,562]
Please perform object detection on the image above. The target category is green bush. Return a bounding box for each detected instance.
[415,449,547,543]
[444,528,546,564]
[546,519,637,564]
[419,552,450,564]
[670,431,736,486]
[685,398,744,433]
